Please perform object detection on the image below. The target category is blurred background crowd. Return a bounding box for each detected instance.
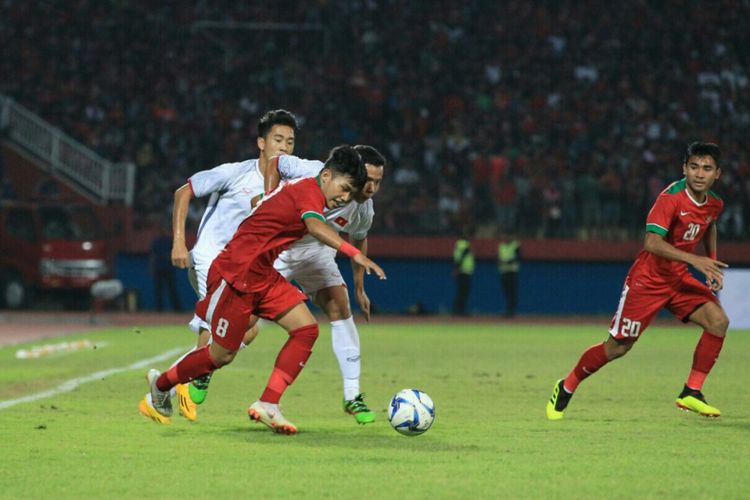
[2,0,749,240]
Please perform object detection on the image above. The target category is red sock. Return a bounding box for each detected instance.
[563,342,609,393]
[156,346,218,392]
[686,331,724,390]
[260,324,319,404]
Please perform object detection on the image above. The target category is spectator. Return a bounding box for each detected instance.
[1,1,748,241]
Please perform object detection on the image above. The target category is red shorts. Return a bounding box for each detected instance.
[195,267,307,351]
[608,273,717,341]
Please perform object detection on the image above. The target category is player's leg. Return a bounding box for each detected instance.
[156,265,212,420]
[184,265,215,406]
[164,265,212,416]
[314,285,375,424]
[139,275,247,423]
[248,278,316,434]
[547,276,664,420]
[670,280,728,417]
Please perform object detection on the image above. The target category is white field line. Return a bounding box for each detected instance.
[15,340,106,359]
[0,346,188,410]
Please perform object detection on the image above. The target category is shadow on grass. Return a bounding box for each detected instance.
[204,424,484,453]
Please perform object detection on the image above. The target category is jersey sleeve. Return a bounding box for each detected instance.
[295,181,325,222]
[348,200,374,241]
[278,155,324,180]
[645,193,676,237]
[188,162,244,198]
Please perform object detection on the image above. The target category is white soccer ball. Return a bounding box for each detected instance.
[387,389,435,436]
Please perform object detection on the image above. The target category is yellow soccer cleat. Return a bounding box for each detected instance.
[175,384,198,421]
[676,386,720,417]
[139,394,172,425]
[546,379,573,420]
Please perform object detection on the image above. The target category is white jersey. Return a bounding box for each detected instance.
[189,155,323,268]
[274,198,375,294]
[282,198,374,259]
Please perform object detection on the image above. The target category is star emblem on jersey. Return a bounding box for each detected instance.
[334,216,348,226]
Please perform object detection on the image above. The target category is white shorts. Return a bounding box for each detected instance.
[274,244,345,295]
[187,256,211,334]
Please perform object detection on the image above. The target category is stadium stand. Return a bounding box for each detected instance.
[1,0,748,240]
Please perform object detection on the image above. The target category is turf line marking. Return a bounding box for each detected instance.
[0,346,189,411]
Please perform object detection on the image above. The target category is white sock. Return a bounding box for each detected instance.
[331,316,361,400]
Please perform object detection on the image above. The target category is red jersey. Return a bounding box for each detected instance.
[628,178,723,285]
[212,177,326,292]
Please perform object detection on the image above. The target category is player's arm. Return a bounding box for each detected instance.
[304,217,386,280]
[264,157,281,194]
[351,237,371,321]
[643,232,727,290]
[171,183,193,268]
[701,222,722,291]
[251,157,282,208]
[703,221,718,260]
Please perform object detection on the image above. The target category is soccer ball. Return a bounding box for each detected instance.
[387,389,435,436]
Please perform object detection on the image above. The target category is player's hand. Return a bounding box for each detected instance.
[355,287,371,322]
[353,253,386,280]
[171,241,190,268]
[250,194,262,208]
[691,256,728,291]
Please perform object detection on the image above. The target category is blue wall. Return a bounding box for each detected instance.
[117,254,632,315]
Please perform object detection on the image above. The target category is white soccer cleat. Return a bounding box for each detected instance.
[146,368,173,417]
[247,401,298,435]
[139,393,171,425]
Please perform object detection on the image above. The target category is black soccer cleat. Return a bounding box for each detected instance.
[546,379,573,420]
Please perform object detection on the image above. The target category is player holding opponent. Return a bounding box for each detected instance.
[139,145,386,433]
[547,142,730,420]
[270,144,386,424]
[167,110,322,420]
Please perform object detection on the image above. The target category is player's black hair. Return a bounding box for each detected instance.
[257,109,299,138]
[324,145,367,191]
[353,144,387,168]
[684,142,721,167]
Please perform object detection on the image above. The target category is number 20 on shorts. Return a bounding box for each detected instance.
[620,318,641,337]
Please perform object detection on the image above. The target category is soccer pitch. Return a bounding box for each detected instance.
[1,320,748,499]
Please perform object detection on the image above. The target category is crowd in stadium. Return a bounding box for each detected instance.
[2,0,749,240]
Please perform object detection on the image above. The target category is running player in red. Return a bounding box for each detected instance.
[547,142,730,420]
[139,145,386,433]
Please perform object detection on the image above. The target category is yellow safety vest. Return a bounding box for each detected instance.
[453,239,475,274]
[498,240,520,273]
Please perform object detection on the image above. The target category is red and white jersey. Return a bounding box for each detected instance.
[188,155,323,268]
[292,198,373,247]
[211,177,326,292]
[629,178,723,285]
[275,197,374,265]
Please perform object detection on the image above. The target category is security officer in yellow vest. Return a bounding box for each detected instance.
[498,234,521,317]
[452,233,475,316]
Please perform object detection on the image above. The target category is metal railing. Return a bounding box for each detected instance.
[0,94,135,205]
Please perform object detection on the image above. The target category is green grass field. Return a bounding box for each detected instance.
[1,320,748,499]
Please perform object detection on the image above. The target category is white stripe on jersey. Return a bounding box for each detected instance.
[205,279,227,326]
[609,283,630,337]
